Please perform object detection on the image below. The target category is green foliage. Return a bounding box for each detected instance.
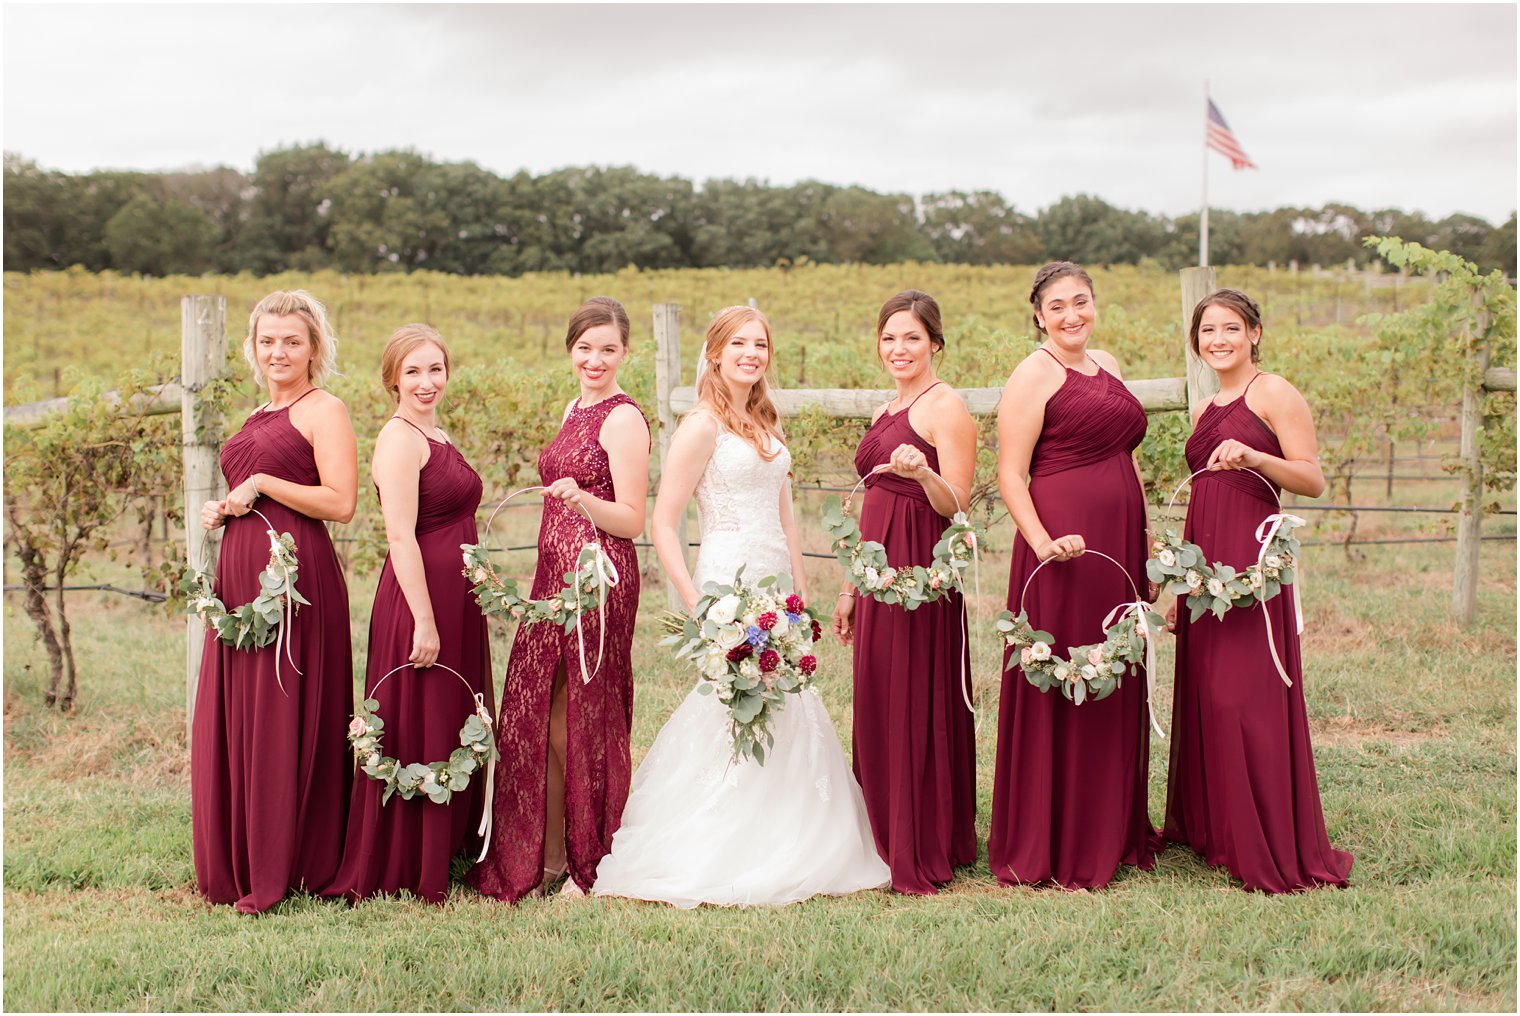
[103,195,221,276]
[1362,236,1518,504]
[7,147,1517,276]
[3,369,180,709]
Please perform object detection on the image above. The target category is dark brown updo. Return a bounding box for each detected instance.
[1028,261,1095,333]
[876,289,945,353]
[1188,289,1264,364]
[564,296,630,350]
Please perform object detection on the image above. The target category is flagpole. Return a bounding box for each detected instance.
[1200,79,1210,267]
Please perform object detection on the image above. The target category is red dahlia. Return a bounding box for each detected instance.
[725,643,753,662]
[759,649,780,672]
[798,655,817,675]
[757,611,778,630]
[810,619,823,642]
[785,594,805,614]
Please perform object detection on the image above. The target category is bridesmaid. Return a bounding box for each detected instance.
[1163,289,1352,892]
[323,325,493,903]
[831,290,977,894]
[471,297,650,901]
[192,290,357,913]
[989,261,1161,889]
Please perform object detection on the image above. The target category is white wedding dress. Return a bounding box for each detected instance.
[592,420,890,907]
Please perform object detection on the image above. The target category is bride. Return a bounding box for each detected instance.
[592,305,890,907]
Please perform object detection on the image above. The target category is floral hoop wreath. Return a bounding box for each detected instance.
[184,506,307,694]
[347,661,498,861]
[1147,467,1306,687]
[822,462,983,716]
[460,485,620,685]
[995,549,1167,737]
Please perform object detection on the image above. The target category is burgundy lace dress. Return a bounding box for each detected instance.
[850,384,976,894]
[1163,382,1352,892]
[323,423,493,903]
[191,392,353,913]
[470,394,648,901]
[989,354,1162,889]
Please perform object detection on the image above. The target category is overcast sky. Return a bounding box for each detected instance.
[4,2,1516,222]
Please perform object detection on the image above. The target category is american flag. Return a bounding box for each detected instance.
[1207,99,1257,170]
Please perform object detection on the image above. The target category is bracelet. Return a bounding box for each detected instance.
[836,591,856,600]
[248,475,261,500]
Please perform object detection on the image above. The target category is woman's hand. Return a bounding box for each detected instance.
[1207,438,1263,472]
[544,476,584,506]
[409,617,441,668]
[832,591,856,646]
[1146,579,1160,604]
[1164,598,1178,633]
[1036,534,1086,562]
[224,476,259,516]
[887,442,929,479]
[201,499,229,531]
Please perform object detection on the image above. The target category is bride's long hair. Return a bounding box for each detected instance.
[697,305,783,462]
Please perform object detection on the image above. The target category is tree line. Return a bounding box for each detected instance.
[4,144,1515,278]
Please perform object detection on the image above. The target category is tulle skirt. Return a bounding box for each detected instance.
[592,684,890,908]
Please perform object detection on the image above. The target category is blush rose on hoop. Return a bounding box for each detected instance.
[461,484,620,683]
[348,661,498,861]
[1148,467,1307,686]
[658,567,826,766]
[183,506,307,693]
[996,549,1167,736]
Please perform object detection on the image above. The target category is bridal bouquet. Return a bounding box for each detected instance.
[659,568,826,765]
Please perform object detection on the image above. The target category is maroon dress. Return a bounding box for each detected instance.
[850,384,976,894]
[323,422,493,903]
[471,394,648,901]
[1163,381,1353,892]
[191,392,353,913]
[989,353,1161,889]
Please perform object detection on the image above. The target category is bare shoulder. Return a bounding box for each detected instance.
[1002,349,1065,399]
[1089,348,1123,378]
[677,406,720,442]
[606,401,649,431]
[923,381,972,421]
[562,397,578,423]
[1252,372,1310,413]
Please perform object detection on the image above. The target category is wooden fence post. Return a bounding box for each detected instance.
[182,295,227,737]
[652,303,689,609]
[1451,298,1493,625]
[1180,266,1219,412]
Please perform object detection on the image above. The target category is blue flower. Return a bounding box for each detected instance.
[785,611,801,625]
[745,625,769,647]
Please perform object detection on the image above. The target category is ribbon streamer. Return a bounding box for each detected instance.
[1163,468,1307,688]
[845,461,981,720]
[203,506,303,697]
[1019,549,1166,738]
[480,484,615,683]
[370,662,496,860]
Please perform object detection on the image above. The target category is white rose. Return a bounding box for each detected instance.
[707,594,741,625]
[864,566,880,589]
[1053,665,1071,682]
[1249,570,1265,589]
[771,613,790,637]
[740,659,760,680]
[366,752,383,768]
[1264,555,1282,570]
[1157,548,1176,567]
[1080,664,1097,679]
[1185,570,1204,589]
[1207,578,1225,597]
[714,624,746,650]
[1029,642,1052,662]
[741,612,758,629]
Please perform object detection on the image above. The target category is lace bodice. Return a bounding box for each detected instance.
[690,418,793,592]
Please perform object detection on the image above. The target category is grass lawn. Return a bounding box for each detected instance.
[3,539,1514,1011]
